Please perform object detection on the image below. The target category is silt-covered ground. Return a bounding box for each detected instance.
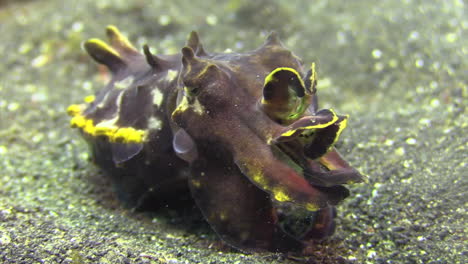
[0,0,466,263]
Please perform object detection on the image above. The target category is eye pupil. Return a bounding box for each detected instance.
[191,87,199,95]
[183,85,201,96]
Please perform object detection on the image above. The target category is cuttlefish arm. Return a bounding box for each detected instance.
[232,131,349,212]
[171,127,301,251]
[272,110,365,187]
[272,109,338,142]
[300,206,337,241]
[306,148,367,186]
[188,153,302,252]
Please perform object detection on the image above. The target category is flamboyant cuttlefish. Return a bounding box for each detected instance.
[67,26,364,253]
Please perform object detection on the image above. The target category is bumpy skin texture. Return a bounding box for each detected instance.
[67,26,365,253]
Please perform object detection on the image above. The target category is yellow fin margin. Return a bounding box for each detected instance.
[67,106,146,144]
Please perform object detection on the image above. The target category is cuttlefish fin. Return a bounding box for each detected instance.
[111,142,143,164]
[172,128,198,163]
[188,155,302,252]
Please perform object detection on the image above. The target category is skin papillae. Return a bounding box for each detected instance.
[67,25,365,253]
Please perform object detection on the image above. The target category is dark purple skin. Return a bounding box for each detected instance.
[67,26,365,253]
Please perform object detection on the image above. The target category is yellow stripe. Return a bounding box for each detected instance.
[111,127,146,143]
[263,67,306,90]
[331,115,348,146]
[70,115,86,128]
[280,109,338,137]
[94,125,118,137]
[84,95,96,103]
[68,110,147,143]
[272,188,291,202]
[305,203,319,211]
[195,63,216,80]
[86,38,122,59]
[309,62,317,90]
[106,25,137,51]
[67,104,84,116]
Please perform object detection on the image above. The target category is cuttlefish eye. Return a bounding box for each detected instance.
[184,86,201,97]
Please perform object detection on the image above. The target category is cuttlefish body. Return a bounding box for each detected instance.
[68,26,364,253]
